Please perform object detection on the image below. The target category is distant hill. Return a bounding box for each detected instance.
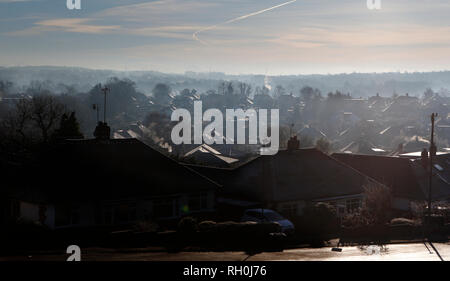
[1,66,450,97]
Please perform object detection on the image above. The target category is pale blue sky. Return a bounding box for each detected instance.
[1,0,450,74]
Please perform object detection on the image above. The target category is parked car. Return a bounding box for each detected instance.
[241,209,295,235]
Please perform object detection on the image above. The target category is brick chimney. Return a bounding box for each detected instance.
[421,148,428,170]
[93,121,111,140]
[287,135,300,151]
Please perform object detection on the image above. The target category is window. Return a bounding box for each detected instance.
[188,193,208,212]
[245,211,265,220]
[114,203,137,223]
[327,201,345,216]
[346,199,361,213]
[103,203,137,224]
[264,211,284,221]
[153,199,175,218]
[55,206,80,226]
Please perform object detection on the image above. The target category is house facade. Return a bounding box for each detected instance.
[331,152,450,213]
[190,137,380,218]
[1,136,219,229]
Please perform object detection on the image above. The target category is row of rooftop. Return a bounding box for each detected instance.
[2,121,449,229]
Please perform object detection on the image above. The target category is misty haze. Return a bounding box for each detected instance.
[2,0,450,264]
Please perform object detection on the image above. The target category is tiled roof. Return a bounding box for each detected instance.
[193,148,377,202]
[331,153,427,200]
[29,138,220,202]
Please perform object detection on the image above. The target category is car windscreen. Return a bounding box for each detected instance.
[263,212,284,221]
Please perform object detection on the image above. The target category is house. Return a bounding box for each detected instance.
[382,93,420,119]
[0,151,53,227]
[342,98,368,120]
[1,125,220,229]
[190,137,382,218]
[297,125,327,141]
[422,93,449,118]
[402,135,430,153]
[368,93,390,113]
[331,152,450,212]
[182,144,239,168]
[338,140,386,155]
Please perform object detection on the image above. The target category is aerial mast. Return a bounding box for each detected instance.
[101,86,110,123]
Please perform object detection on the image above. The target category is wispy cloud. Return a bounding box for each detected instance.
[97,0,219,22]
[2,0,450,74]
[7,18,120,35]
[266,24,450,49]
[6,17,208,40]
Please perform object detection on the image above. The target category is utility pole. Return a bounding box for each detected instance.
[92,104,99,123]
[428,113,438,220]
[101,86,110,123]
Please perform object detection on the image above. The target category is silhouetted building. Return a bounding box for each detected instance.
[191,148,381,218]
[332,153,450,212]
[1,137,219,229]
[287,135,300,151]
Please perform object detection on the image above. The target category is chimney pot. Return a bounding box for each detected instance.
[287,135,300,151]
[421,148,429,169]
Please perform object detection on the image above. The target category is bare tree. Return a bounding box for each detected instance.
[362,181,392,225]
[30,95,64,142]
[12,98,33,142]
[2,94,64,144]
[226,82,234,95]
[237,82,252,97]
[274,85,285,98]
[218,81,226,95]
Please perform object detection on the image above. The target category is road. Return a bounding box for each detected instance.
[2,241,449,261]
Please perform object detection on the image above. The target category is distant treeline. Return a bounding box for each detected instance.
[1,66,450,97]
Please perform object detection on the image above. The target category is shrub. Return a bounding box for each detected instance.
[340,184,395,245]
[133,220,159,232]
[411,201,426,220]
[302,202,338,235]
[198,220,217,232]
[362,181,392,225]
[177,216,198,234]
[390,218,416,226]
[341,212,370,228]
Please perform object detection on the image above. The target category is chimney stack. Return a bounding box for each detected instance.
[93,121,111,140]
[287,135,300,151]
[421,148,429,170]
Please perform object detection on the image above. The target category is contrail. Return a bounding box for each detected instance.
[193,0,297,45]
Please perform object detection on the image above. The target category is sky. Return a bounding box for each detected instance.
[1,0,450,75]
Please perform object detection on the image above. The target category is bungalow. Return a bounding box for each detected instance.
[1,125,220,229]
[190,137,383,218]
[331,152,450,212]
